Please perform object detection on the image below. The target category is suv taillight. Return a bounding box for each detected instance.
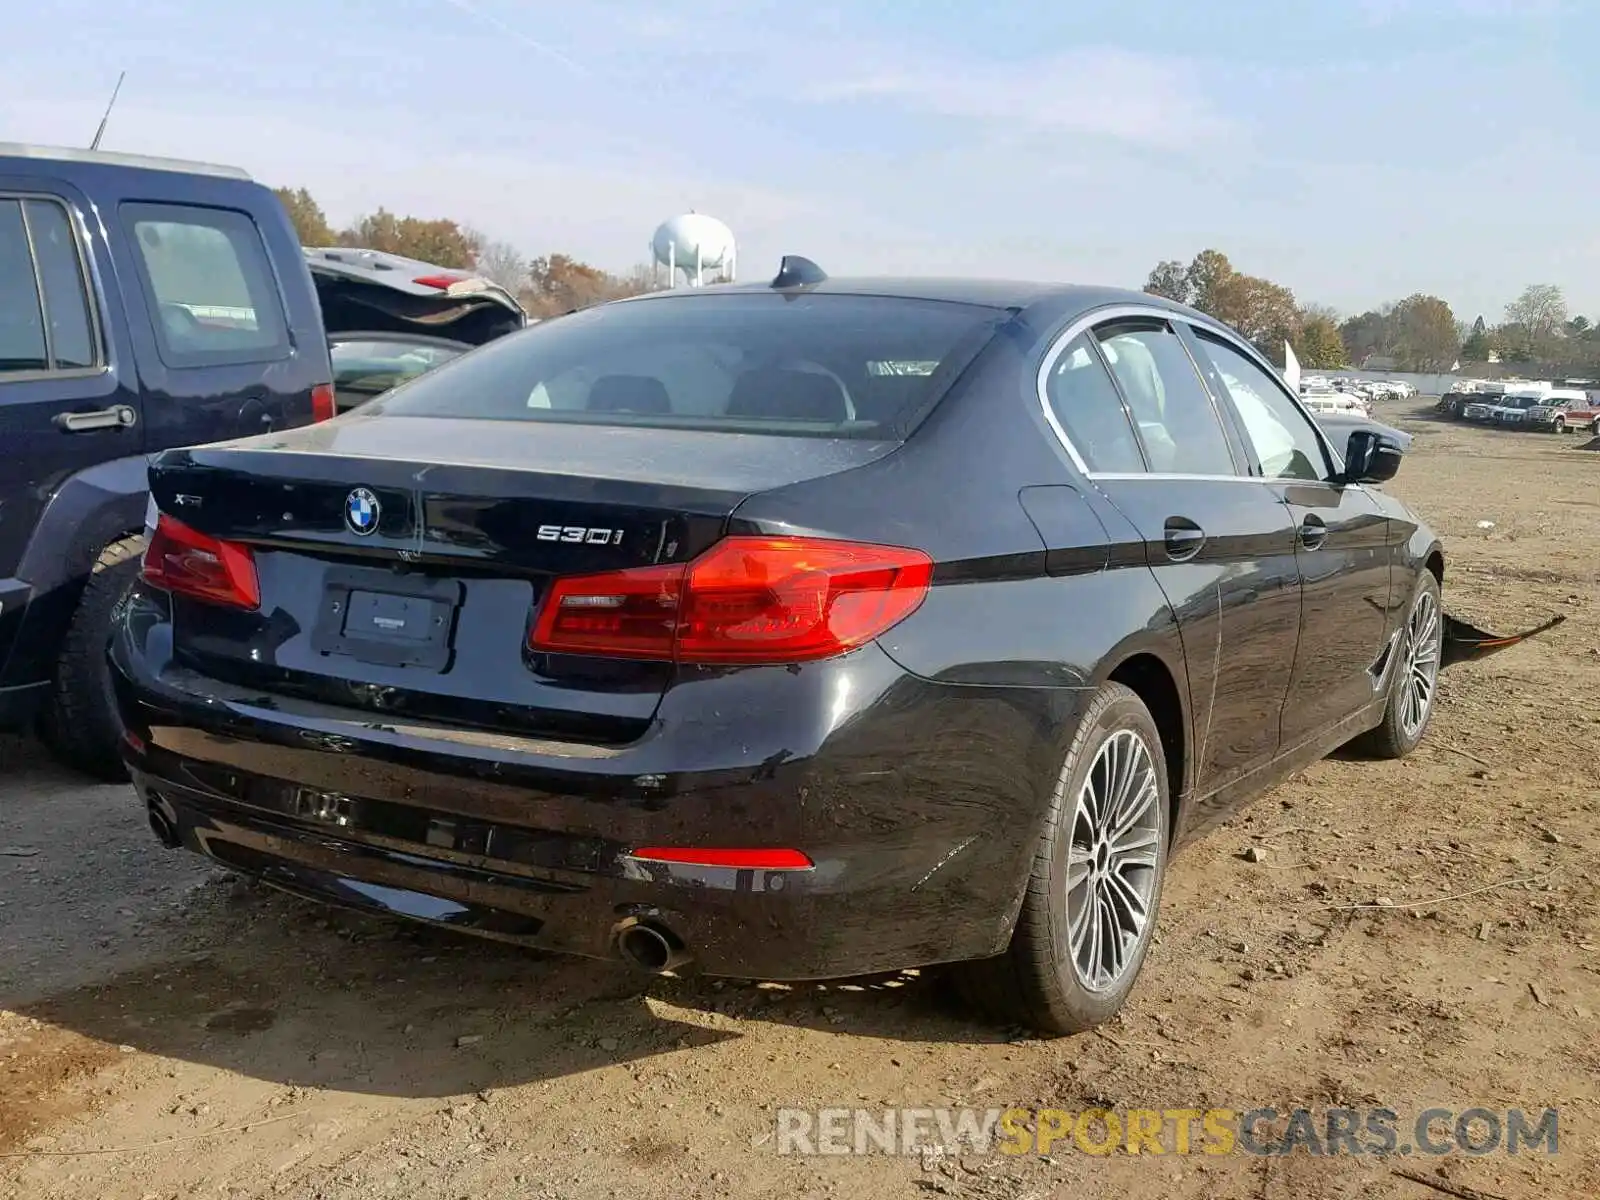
[528,536,933,664]
[311,383,336,422]
[141,514,260,610]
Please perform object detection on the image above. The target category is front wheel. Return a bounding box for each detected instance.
[1355,571,1443,760]
[1552,417,1567,434]
[952,682,1169,1035]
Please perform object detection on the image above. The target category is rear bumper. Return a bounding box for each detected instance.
[111,590,1081,980]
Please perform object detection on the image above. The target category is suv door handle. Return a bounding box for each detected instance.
[1163,517,1206,562]
[55,405,137,433]
[1298,514,1328,550]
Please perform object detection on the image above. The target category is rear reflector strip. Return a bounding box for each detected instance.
[629,847,814,870]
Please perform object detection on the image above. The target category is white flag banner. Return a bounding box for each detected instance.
[1283,340,1301,393]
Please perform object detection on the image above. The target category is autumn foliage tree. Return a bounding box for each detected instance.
[1143,249,1301,361]
[272,187,333,246]
[340,208,481,269]
[1294,308,1348,368]
[269,184,663,315]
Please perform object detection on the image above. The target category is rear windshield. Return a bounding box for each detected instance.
[369,292,1003,439]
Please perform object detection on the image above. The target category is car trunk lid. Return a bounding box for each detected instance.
[146,417,898,742]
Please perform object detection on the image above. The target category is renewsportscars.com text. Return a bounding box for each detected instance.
[775,1106,1560,1158]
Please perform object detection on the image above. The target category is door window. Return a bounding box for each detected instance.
[0,200,48,373]
[121,203,289,367]
[1191,330,1331,481]
[1041,332,1145,472]
[24,199,97,370]
[0,197,100,374]
[1093,319,1237,475]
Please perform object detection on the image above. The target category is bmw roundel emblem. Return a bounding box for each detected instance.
[345,487,381,536]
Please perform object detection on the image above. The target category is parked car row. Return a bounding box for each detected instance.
[1303,375,1415,402]
[1438,384,1600,433]
[1300,379,1373,417]
[0,143,525,777]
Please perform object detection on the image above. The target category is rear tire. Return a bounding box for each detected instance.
[952,682,1169,1035]
[38,535,144,783]
[1355,570,1443,760]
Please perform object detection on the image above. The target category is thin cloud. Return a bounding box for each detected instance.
[437,0,589,74]
[802,47,1233,149]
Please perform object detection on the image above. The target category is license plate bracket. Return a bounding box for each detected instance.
[310,566,461,670]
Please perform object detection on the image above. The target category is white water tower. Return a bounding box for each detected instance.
[651,213,736,287]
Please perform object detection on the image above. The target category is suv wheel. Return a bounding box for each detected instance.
[1356,571,1443,760]
[1551,416,1567,434]
[38,535,144,782]
[952,682,1169,1035]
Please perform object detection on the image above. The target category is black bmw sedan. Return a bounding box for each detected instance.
[111,261,1452,1035]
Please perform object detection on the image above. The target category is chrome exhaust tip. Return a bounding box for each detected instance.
[146,798,180,849]
[613,919,691,974]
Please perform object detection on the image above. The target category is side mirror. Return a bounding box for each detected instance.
[1342,429,1403,484]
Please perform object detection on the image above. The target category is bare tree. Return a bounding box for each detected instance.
[1504,284,1567,347]
[469,234,530,292]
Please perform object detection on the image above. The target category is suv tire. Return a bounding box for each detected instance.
[951,682,1170,1035]
[39,535,144,782]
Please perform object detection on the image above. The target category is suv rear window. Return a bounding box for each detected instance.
[121,202,290,368]
[370,293,1003,439]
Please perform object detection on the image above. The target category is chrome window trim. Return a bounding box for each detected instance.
[1035,301,1347,483]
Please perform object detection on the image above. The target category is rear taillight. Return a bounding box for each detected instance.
[311,383,336,422]
[528,536,933,664]
[413,274,463,290]
[141,514,260,610]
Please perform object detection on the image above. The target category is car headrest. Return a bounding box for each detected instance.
[726,367,850,423]
[587,374,671,414]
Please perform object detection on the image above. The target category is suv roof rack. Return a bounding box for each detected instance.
[0,142,252,181]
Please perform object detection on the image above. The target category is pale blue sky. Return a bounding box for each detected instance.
[5,0,1594,321]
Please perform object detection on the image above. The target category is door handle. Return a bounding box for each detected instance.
[1298,514,1328,550]
[55,405,137,433]
[1162,518,1206,562]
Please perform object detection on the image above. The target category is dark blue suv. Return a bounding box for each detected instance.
[0,143,332,778]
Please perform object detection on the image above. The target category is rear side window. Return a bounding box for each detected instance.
[25,199,97,370]
[121,202,289,368]
[0,197,99,374]
[1093,319,1238,476]
[1042,333,1145,472]
[0,200,48,372]
[372,293,1003,439]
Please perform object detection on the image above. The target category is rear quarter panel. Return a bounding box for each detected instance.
[726,314,1191,910]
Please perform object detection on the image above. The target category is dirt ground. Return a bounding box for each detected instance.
[1,403,1596,1200]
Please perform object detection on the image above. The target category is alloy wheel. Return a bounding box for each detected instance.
[1065,729,1161,993]
[1399,588,1442,739]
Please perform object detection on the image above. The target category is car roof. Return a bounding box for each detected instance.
[0,141,250,180]
[624,274,1199,324]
